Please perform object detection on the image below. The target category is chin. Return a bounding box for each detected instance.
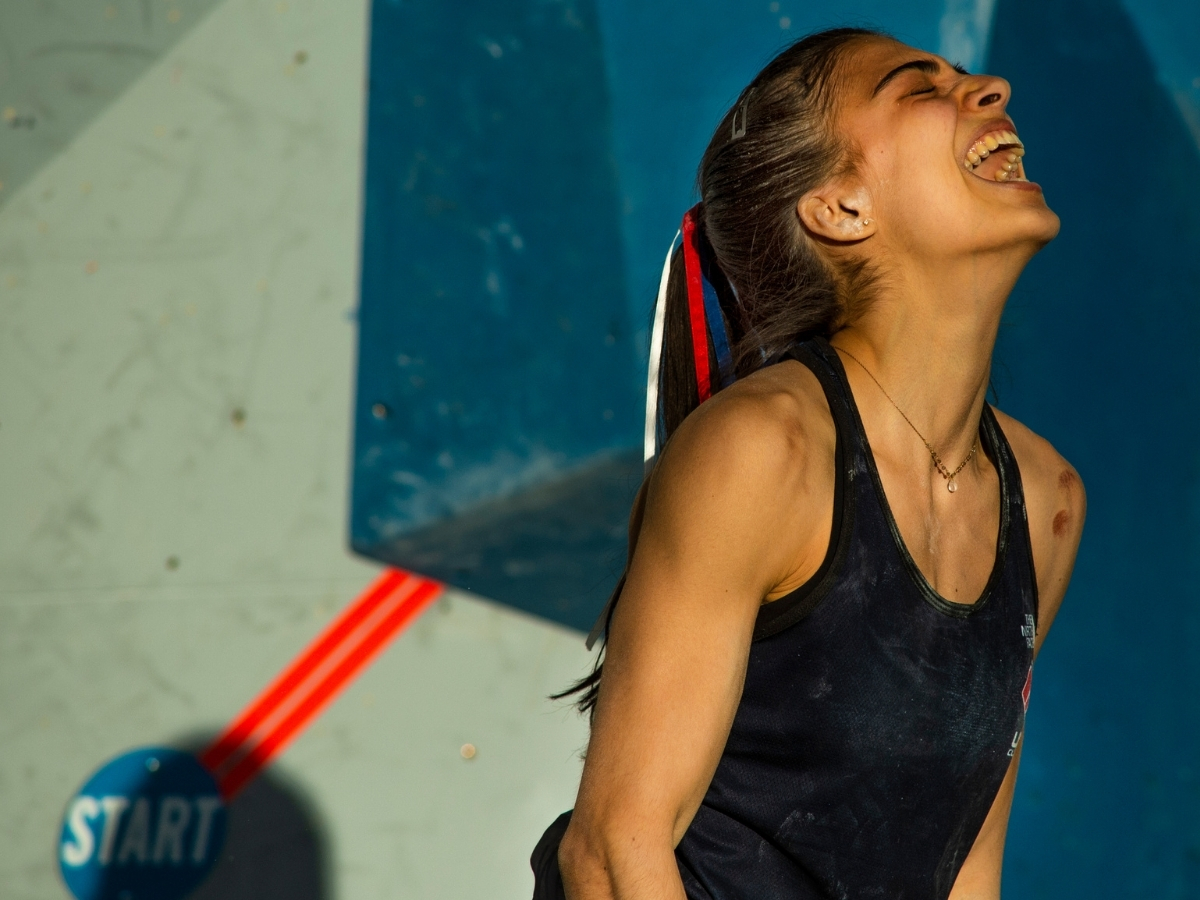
[980,199,1060,252]
[1025,204,1061,246]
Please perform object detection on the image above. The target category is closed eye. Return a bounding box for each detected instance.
[874,58,970,98]
[910,62,968,96]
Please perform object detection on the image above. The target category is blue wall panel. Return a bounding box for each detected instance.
[989,0,1200,895]
[352,0,643,629]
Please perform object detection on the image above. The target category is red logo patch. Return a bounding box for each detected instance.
[1021,666,1033,712]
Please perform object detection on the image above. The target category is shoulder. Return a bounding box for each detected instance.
[639,358,837,594]
[653,358,835,504]
[988,406,1086,540]
[989,406,1086,651]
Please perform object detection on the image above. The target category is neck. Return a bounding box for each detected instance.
[829,248,1024,462]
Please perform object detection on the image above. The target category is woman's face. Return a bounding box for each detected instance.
[829,37,1060,261]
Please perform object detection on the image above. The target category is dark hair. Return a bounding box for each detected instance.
[558,27,884,716]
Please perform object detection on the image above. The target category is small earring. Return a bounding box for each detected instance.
[862,218,872,226]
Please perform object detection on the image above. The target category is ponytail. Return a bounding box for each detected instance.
[647,205,744,460]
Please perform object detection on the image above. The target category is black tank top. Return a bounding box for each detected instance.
[531,336,1038,900]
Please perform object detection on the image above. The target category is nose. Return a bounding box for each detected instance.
[962,74,1011,111]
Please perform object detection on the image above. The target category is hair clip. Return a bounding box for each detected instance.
[731,96,750,139]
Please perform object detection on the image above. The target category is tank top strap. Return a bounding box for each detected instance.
[980,404,1020,518]
[779,336,869,466]
[752,336,860,640]
[979,402,1041,625]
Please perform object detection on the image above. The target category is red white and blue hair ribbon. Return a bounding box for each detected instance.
[643,206,736,462]
[682,207,734,397]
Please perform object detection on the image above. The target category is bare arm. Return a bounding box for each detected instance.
[559,369,835,900]
[947,409,1086,899]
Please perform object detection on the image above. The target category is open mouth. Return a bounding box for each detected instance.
[963,128,1027,183]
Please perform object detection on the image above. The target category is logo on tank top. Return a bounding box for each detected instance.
[1021,614,1036,649]
[1006,666,1034,758]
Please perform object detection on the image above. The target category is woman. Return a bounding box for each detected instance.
[534,27,1085,900]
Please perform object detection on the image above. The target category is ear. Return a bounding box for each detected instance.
[797,184,876,243]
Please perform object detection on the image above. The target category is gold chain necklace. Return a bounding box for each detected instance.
[835,346,978,494]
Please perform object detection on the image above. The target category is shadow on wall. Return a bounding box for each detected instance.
[180,733,330,900]
[0,0,225,207]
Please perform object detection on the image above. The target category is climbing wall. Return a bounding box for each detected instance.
[2,0,1199,897]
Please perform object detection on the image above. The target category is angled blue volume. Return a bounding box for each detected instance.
[351,0,642,630]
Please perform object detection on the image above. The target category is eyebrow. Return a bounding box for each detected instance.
[872,58,967,97]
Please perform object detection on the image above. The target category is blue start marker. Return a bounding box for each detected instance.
[58,747,227,900]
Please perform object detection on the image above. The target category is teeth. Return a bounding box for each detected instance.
[995,170,1010,182]
[964,130,1028,172]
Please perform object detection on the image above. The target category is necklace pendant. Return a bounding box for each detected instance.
[947,478,958,494]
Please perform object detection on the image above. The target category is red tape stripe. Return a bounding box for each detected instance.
[199,570,442,798]
[199,568,410,773]
[217,579,441,798]
[681,209,712,402]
